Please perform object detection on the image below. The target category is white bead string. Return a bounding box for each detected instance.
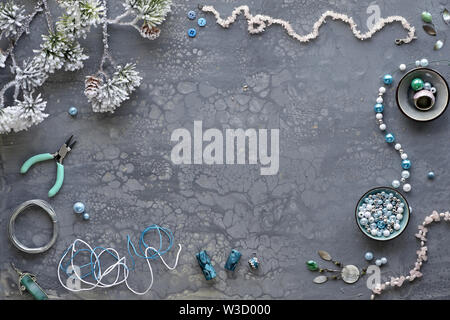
[57,239,182,295]
[201,5,416,45]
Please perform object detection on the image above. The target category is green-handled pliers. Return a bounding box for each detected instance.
[20,135,76,197]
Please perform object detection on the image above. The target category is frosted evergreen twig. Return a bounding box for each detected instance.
[201,5,416,45]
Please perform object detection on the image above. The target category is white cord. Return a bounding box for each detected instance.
[201,5,416,45]
[57,239,182,295]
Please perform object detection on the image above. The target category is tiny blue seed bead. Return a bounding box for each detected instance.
[364,252,374,261]
[68,107,78,116]
[385,133,395,143]
[73,202,85,214]
[374,103,384,113]
[83,212,90,220]
[402,159,411,169]
[383,74,393,85]
[427,171,435,179]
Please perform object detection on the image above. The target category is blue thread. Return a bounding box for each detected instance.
[59,225,174,280]
[127,224,174,270]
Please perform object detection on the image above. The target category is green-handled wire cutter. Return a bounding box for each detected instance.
[20,135,76,197]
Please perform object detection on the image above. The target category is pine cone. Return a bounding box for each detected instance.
[84,75,102,99]
[140,23,160,40]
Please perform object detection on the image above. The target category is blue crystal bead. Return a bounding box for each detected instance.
[248,257,259,270]
[385,133,395,143]
[402,159,411,169]
[364,252,374,261]
[374,103,384,113]
[73,202,85,214]
[68,106,78,116]
[377,221,386,229]
[383,74,393,85]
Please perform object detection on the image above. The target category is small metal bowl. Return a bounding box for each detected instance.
[355,187,410,241]
[396,67,449,122]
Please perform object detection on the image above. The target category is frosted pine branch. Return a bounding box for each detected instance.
[0,1,26,39]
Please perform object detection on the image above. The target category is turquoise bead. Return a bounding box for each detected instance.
[374,103,384,113]
[402,159,411,169]
[385,133,395,143]
[383,74,393,85]
[188,28,197,37]
[427,171,435,179]
[198,18,206,27]
[83,212,90,220]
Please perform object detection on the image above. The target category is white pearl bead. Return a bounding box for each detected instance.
[401,170,410,179]
[403,183,411,192]
[399,64,406,71]
[392,180,400,188]
[397,207,404,214]
[358,211,364,218]
[383,230,390,237]
[379,124,386,131]
[364,211,372,218]
[394,223,401,230]
[394,143,402,150]
[431,87,436,94]
[379,87,386,94]
[371,229,377,236]
[376,113,383,120]
[420,58,429,67]
[401,153,408,160]
[376,97,383,104]
[396,214,403,220]
[386,203,393,210]
[369,217,375,223]
[415,60,420,66]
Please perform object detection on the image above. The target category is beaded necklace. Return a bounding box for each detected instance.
[201,5,416,45]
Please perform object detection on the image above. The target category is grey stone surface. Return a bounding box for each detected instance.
[1,0,450,300]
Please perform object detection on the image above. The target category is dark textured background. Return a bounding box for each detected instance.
[1,0,449,299]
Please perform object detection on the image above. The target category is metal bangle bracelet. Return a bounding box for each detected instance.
[8,199,58,254]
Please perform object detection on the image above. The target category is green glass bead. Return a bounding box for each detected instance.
[411,78,424,91]
[306,260,319,271]
[421,11,432,23]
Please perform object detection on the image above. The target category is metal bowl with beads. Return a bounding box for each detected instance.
[396,67,449,122]
[355,187,410,241]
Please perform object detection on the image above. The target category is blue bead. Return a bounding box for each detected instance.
[375,259,382,266]
[196,250,216,280]
[83,212,90,220]
[73,202,85,214]
[224,249,241,271]
[197,18,206,27]
[188,28,197,37]
[68,107,78,116]
[364,252,374,261]
[380,257,387,265]
[401,159,411,169]
[427,171,435,179]
[374,103,384,113]
[248,257,259,270]
[377,221,386,229]
[187,10,196,20]
[385,133,395,143]
[383,74,393,85]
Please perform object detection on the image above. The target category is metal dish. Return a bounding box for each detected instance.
[396,67,449,122]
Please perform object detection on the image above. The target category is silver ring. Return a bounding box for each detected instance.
[414,89,435,111]
[8,199,58,254]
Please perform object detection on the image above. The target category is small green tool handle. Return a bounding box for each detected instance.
[20,274,48,300]
[20,153,54,174]
[48,162,64,198]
